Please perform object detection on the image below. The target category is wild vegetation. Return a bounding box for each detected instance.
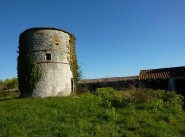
[0,77,18,91]
[0,78,19,101]
[0,87,184,136]
[69,33,80,91]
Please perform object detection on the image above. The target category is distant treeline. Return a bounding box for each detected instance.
[0,77,18,91]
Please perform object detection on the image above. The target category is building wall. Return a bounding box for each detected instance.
[24,29,73,97]
[78,80,140,93]
[140,79,169,91]
[168,77,185,96]
[79,77,185,95]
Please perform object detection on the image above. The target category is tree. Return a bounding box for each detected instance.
[2,78,18,90]
[0,80,5,91]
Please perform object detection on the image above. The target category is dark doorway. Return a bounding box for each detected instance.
[71,78,74,92]
[175,78,185,96]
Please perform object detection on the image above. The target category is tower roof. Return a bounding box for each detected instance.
[21,27,75,39]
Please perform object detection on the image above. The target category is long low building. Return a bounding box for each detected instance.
[79,76,139,93]
[79,66,185,96]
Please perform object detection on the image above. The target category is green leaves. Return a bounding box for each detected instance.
[69,34,80,93]
[28,61,41,92]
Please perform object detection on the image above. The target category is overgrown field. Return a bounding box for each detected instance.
[0,88,185,137]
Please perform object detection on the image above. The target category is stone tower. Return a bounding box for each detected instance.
[18,27,78,97]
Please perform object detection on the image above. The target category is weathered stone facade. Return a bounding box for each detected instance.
[19,28,74,97]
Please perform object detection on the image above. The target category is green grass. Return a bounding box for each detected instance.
[0,88,185,137]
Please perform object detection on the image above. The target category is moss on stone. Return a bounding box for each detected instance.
[17,33,41,97]
[69,34,80,92]
[18,28,79,97]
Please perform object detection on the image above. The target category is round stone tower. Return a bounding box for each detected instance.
[18,27,78,97]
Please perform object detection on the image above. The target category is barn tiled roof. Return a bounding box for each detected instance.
[139,66,185,80]
[79,76,139,84]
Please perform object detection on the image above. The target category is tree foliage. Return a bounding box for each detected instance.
[0,77,18,91]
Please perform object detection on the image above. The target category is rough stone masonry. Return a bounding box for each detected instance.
[18,28,76,97]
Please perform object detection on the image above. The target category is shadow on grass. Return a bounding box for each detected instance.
[0,96,20,102]
[0,90,20,102]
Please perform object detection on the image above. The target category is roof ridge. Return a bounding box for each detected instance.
[21,27,75,38]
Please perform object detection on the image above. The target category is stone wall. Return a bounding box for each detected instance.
[20,28,73,97]
[78,76,140,93]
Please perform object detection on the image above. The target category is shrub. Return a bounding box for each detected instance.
[3,78,18,90]
[164,91,184,113]
[0,80,5,91]
[94,87,117,102]
[116,88,152,106]
[94,87,184,112]
[0,78,18,91]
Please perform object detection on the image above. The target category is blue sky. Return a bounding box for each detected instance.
[0,0,185,80]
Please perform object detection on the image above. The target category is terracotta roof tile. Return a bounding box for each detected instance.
[139,66,185,80]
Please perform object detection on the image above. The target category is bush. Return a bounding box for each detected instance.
[94,88,184,112]
[118,89,152,104]
[164,91,184,113]
[0,78,18,91]
[0,78,19,100]
[0,80,5,91]
[94,87,117,110]
[94,87,117,102]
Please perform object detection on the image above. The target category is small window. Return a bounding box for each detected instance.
[56,42,59,45]
[45,53,51,61]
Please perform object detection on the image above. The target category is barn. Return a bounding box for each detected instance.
[79,66,185,96]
